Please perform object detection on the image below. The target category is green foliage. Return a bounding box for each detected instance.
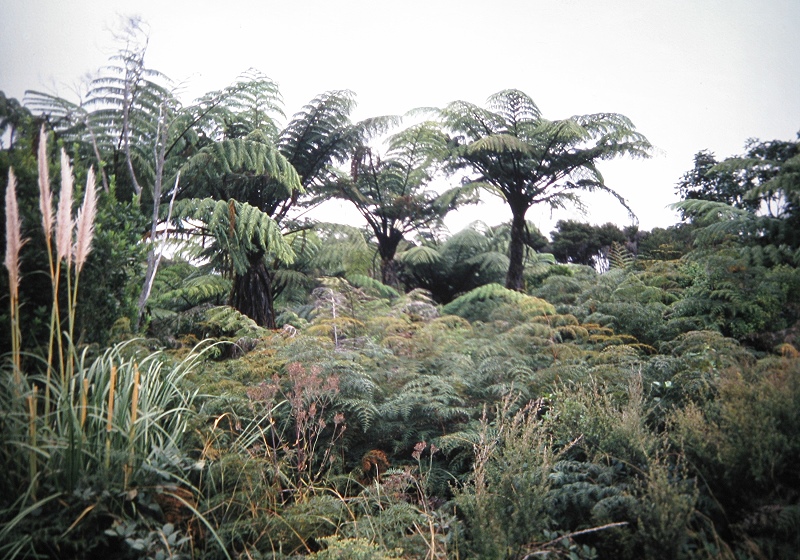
[309,536,402,559]
[180,132,301,214]
[454,398,561,559]
[335,120,478,285]
[549,220,628,271]
[173,197,294,274]
[677,138,800,248]
[0,342,211,559]
[195,68,283,141]
[7,40,800,559]
[440,89,652,289]
[346,273,400,300]
[75,192,147,344]
[151,263,232,313]
[441,283,528,322]
[398,221,551,303]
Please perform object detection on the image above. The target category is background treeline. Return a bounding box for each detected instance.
[2,23,800,560]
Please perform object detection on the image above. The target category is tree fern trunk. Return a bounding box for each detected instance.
[381,257,399,288]
[230,253,277,328]
[505,205,527,291]
[377,229,404,288]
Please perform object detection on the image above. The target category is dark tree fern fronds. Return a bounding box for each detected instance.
[164,274,231,307]
[180,131,302,215]
[202,68,283,140]
[278,90,359,188]
[173,198,294,272]
[335,120,478,286]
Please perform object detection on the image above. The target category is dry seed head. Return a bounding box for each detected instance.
[4,168,26,298]
[56,149,74,264]
[37,125,54,240]
[74,167,97,273]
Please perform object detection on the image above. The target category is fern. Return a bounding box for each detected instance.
[172,197,294,273]
[201,305,266,339]
[608,241,635,270]
[346,274,400,300]
[441,283,527,322]
[153,274,231,311]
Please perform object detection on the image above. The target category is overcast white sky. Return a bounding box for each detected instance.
[1,0,798,236]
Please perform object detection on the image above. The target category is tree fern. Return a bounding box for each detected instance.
[441,89,651,290]
[334,120,478,285]
[346,274,400,300]
[608,241,636,270]
[180,132,302,214]
[201,305,265,339]
[303,223,375,277]
[205,68,283,140]
[173,197,294,274]
[278,90,358,188]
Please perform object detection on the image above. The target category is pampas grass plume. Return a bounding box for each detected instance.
[56,149,74,264]
[38,125,53,241]
[74,167,97,273]
[4,168,25,298]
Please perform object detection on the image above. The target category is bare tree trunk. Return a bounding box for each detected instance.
[122,54,143,197]
[136,173,178,329]
[135,104,175,330]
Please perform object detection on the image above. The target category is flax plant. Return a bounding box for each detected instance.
[56,342,202,490]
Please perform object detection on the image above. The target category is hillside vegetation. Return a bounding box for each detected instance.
[2,27,800,559]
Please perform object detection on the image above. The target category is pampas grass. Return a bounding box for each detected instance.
[2,125,226,560]
[4,168,22,310]
[56,149,74,265]
[37,125,53,246]
[4,168,25,378]
[34,133,100,381]
[73,167,97,273]
[69,168,97,353]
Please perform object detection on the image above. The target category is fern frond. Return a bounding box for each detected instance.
[202,305,266,338]
[153,273,232,310]
[346,274,400,300]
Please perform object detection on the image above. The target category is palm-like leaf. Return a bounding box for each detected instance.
[279,90,358,187]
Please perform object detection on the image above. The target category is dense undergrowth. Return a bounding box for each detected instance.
[4,266,800,558]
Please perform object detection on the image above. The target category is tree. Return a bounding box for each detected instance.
[674,135,800,251]
[715,137,800,247]
[399,220,551,303]
[440,89,652,290]
[179,88,368,327]
[24,20,199,329]
[676,150,760,214]
[548,220,626,271]
[0,91,32,149]
[667,134,800,344]
[336,121,476,286]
